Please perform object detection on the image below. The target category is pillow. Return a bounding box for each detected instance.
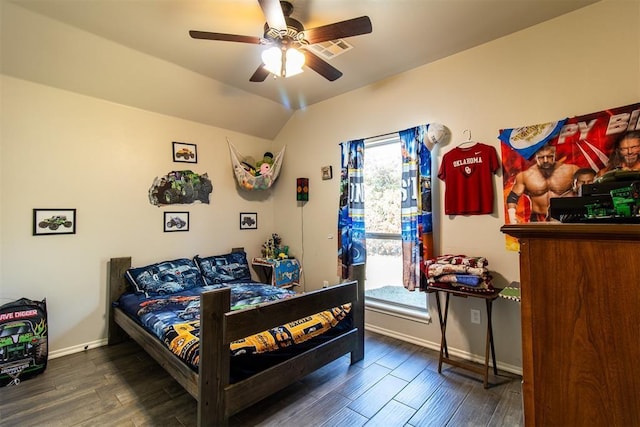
[194,251,251,285]
[125,258,205,296]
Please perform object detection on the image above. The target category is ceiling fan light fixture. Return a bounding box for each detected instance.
[285,47,305,75]
[189,0,372,82]
[261,46,281,74]
[261,46,305,78]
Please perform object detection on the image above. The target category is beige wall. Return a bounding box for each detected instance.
[273,0,640,371]
[1,0,638,371]
[0,76,275,354]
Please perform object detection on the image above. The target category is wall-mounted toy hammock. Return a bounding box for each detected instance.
[228,140,285,191]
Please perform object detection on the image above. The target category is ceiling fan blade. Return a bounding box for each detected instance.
[258,0,287,30]
[189,30,261,44]
[250,64,270,82]
[303,16,372,45]
[304,51,343,81]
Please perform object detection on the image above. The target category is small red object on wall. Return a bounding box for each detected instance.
[296,178,309,201]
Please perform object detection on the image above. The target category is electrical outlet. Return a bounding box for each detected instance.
[471,309,481,324]
[322,280,329,288]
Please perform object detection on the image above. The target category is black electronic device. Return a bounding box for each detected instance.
[549,195,613,222]
[581,179,637,196]
[550,178,640,223]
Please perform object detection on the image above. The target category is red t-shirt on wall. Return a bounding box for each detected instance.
[438,143,500,215]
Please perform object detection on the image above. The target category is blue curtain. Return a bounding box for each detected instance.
[400,125,434,291]
[338,140,366,279]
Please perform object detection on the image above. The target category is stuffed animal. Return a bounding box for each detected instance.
[241,155,257,176]
[259,162,272,176]
[255,152,274,175]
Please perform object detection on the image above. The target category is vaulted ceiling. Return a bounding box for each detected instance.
[3,0,599,139]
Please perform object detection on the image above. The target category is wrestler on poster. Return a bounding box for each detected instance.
[499,102,640,249]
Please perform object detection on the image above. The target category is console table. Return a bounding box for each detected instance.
[501,223,640,426]
[426,285,500,388]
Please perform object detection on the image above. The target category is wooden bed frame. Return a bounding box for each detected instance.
[107,254,365,426]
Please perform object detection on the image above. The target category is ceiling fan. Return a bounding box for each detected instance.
[189,0,372,82]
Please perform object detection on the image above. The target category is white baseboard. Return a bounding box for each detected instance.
[48,338,108,360]
[365,323,522,376]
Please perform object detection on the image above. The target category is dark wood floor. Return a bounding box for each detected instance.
[0,331,523,426]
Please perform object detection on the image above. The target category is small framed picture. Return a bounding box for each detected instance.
[321,165,333,180]
[240,212,257,230]
[33,208,76,236]
[164,211,189,232]
[172,141,197,163]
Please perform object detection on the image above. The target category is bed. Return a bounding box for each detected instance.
[107,249,364,426]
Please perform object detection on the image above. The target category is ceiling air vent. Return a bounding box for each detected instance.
[307,39,353,60]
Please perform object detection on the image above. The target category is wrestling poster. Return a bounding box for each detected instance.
[500,102,640,250]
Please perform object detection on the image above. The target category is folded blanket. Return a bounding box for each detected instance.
[428,274,492,287]
[428,280,495,293]
[427,263,486,277]
[433,273,483,287]
[426,254,488,269]
[423,254,494,292]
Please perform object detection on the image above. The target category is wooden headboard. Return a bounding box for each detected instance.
[108,256,132,345]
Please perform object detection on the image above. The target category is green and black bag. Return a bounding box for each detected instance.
[0,298,48,386]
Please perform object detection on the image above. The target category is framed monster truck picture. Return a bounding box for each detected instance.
[240,212,257,230]
[164,211,189,232]
[172,141,197,164]
[33,209,76,236]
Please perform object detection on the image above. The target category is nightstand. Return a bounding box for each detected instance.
[251,257,301,289]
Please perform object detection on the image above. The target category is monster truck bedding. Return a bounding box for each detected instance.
[116,283,352,382]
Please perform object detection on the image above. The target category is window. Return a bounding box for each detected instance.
[363,137,427,314]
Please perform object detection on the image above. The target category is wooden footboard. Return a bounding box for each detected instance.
[107,256,365,426]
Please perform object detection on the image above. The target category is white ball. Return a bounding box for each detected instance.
[427,123,447,145]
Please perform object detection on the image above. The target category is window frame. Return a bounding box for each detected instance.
[363,136,429,320]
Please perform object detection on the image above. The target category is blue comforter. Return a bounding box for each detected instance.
[116,282,351,372]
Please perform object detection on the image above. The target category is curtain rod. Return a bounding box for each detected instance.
[339,131,399,147]
[342,127,424,145]
[365,130,398,141]
[366,122,429,141]
[339,131,398,147]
